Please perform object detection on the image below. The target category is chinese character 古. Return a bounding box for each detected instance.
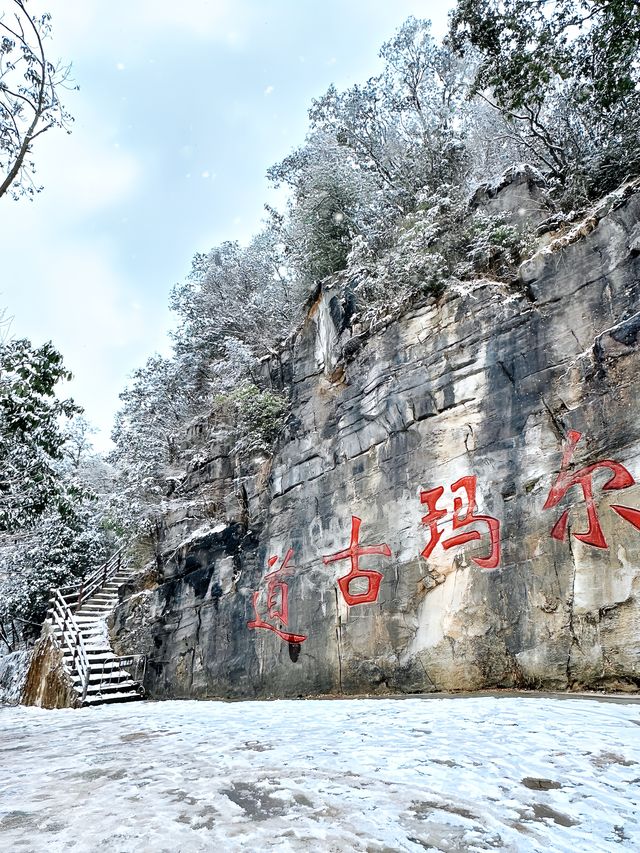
[323,516,392,606]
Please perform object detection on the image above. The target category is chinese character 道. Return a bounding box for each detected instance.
[247,549,308,644]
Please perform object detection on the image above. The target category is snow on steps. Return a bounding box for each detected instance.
[47,554,145,707]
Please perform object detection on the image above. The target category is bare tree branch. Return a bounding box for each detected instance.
[0,0,75,201]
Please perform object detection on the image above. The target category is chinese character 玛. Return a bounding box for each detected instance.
[420,475,501,570]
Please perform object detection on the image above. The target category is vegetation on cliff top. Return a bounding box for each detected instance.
[107,1,640,531]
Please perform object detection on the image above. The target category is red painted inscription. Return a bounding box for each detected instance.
[248,549,308,643]
[323,516,392,606]
[543,430,640,548]
[420,475,500,570]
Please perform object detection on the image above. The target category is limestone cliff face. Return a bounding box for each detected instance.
[112,182,640,698]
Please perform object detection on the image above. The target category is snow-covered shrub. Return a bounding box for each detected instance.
[0,338,81,531]
[213,384,288,460]
[0,504,112,639]
[0,419,119,641]
[455,212,535,280]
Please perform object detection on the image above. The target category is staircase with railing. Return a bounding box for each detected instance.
[46,549,145,706]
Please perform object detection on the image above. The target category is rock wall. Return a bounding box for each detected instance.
[112,183,640,698]
[21,631,78,709]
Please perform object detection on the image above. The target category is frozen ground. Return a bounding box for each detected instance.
[0,695,639,852]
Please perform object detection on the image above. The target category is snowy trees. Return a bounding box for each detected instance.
[266,18,473,287]
[308,18,471,215]
[108,355,195,527]
[109,260,295,528]
[0,338,80,530]
[170,229,304,359]
[267,132,384,285]
[108,229,304,532]
[0,375,115,645]
[0,498,112,644]
[261,17,539,329]
[0,0,75,200]
[450,0,640,205]
[109,8,640,529]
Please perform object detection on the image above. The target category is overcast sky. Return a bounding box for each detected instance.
[0,0,453,450]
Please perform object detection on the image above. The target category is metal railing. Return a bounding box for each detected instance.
[59,547,126,612]
[44,547,146,706]
[48,588,92,703]
[95,654,146,697]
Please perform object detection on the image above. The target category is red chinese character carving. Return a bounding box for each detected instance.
[543,430,640,548]
[248,549,307,643]
[420,475,500,570]
[322,516,392,606]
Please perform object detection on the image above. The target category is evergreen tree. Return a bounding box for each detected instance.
[450,0,640,203]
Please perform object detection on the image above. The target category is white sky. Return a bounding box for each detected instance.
[0,1,454,450]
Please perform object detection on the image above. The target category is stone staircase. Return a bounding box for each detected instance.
[47,550,145,707]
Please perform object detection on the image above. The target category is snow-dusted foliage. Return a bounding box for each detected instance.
[451,0,640,207]
[0,649,30,703]
[108,8,640,527]
[0,413,117,644]
[265,18,473,291]
[0,2,75,201]
[349,189,535,329]
[0,338,80,531]
[109,355,193,514]
[307,18,472,218]
[108,346,289,533]
[0,502,110,641]
[170,230,306,359]
[214,384,289,460]
[109,233,300,530]
[265,18,535,327]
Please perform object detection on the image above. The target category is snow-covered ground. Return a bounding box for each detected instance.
[1,695,639,852]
